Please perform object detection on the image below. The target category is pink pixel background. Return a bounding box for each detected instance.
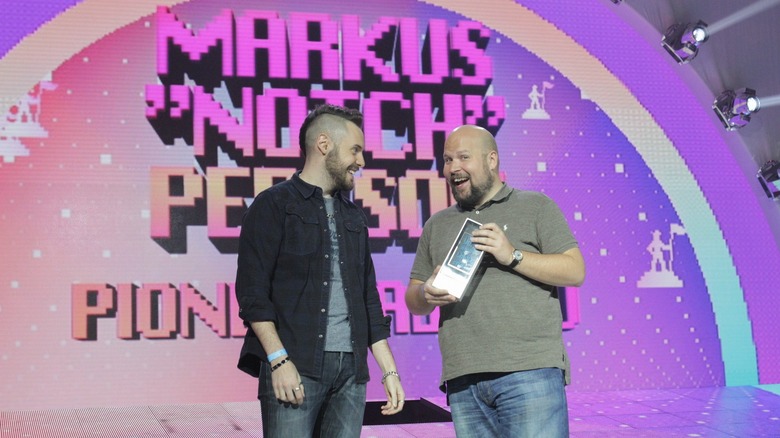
[2,0,779,411]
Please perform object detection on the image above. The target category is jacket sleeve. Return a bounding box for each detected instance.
[362,216,392,345]
[235,190,283,325]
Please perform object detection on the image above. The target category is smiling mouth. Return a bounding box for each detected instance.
[451,176,469,187]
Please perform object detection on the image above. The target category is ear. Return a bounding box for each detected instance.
[315,133,331,156]
[488,150,499,170]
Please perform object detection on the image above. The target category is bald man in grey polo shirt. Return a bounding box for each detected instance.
[405,125,585,438]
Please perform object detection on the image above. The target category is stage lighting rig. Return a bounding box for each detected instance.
[713,88,761,130]
[661,20,709,64]
[757,160,780,199]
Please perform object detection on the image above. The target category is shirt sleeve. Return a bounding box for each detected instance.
[235,190,283,324]
[410,219,435,282]
[362,215,392,345]
[536,195,578,255]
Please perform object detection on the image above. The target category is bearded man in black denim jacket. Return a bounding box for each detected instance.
[236,104,404,438]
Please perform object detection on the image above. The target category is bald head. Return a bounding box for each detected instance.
[445,125,500,169]
[442,125,503,209]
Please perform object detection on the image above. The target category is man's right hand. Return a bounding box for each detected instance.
[406,266,458,315]
[422,266,459,307]
[271,357,305,405]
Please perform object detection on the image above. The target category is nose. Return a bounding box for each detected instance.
[356,151,365,168]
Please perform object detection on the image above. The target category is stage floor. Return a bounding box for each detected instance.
[2,386,779,437]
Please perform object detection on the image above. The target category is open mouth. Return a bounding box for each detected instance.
[347,167,360,177]
[451,175,470,187]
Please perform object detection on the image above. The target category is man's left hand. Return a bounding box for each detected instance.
[471,222,514,266]
[380,374,405,415]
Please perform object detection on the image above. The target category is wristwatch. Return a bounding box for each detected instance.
[508,248,523,268]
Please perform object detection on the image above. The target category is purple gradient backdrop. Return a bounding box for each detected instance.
[1,0,778,411]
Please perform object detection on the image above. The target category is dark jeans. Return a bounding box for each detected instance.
[447,368,569,438]
[259,352,366,438]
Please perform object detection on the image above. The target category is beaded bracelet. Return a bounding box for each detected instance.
[381,370,400,384]
[271,357,290,372]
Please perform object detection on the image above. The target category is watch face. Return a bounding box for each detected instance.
[508,249,522,268]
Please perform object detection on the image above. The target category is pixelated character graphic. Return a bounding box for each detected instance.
[647,230,671,272]
[522,81,554,120]
[0,80,57,163]
[637,223,686,288]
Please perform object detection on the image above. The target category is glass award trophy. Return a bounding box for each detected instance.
[431,218,485,300]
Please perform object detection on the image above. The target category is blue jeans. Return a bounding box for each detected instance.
[259,351,366,438]
[447,368,569,438]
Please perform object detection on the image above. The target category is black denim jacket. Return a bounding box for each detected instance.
[236,171,391,383]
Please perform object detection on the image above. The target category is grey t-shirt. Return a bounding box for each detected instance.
[324,197,352,352]
[410,184,578,385]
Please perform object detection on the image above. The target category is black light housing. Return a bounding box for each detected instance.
[713,88,761,131]
[661,20,709,64]
[758,160,780,199]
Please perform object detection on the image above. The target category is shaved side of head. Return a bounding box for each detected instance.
[298,104,363,157]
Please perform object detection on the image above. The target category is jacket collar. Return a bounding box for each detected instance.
[291,170,348,203]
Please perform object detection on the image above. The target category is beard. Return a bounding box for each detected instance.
[325,150,356,192]
[450,164,495,210]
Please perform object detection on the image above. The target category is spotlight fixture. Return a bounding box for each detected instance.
[610,0,623,4]
[712,88,761,130]
[757,160,780,199]
[661,20,709,64]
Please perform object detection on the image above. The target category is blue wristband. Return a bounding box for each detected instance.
[267,348,287,362]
